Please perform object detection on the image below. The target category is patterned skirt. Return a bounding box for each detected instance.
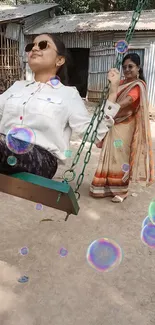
[0,133,58,179]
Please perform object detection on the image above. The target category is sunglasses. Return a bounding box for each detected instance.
[25,40,56,53]
[122,64,136,71]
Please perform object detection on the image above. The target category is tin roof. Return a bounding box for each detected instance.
[0,3,57,23]
[24,10,155,34]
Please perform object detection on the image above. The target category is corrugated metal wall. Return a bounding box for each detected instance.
[87,42,115,101]
[58,32,93,48]
[94,31,155,48]
[144,43,155,113]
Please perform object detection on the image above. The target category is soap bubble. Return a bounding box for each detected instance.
[18,276,29,283]
[50,77,60,86]
[59,248,68,257]
[122,163,130,172]
[113,139,123,148]
[7,156,17,166]
[141,224,155,248]
[6,125,35,154]
[142,216,152,229]
[148,199,155,224]
[19,247,29,256]
[86,238,122,272]
[115,40,128,54]
[36,203,43,211]
[64,150,72,158]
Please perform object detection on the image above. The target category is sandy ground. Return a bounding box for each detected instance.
[0,110,155,325]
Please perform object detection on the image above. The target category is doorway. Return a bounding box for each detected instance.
[67,48,90,98]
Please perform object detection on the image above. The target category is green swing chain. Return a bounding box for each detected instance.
[63,0,147,200]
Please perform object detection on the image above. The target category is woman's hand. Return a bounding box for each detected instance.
[108,68,120,103]
[96,140,104,148]
[108,68,120,88]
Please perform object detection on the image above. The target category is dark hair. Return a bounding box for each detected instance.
[40,33,69,85]
[122,53,145,82]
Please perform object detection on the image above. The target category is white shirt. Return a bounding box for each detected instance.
[0,80,120,162]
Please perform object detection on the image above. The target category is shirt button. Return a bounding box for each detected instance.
[108,106,112,110]
[23,102,26,105]
[31,93,34,95]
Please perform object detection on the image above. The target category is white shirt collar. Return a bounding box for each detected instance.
[25,78,63,89]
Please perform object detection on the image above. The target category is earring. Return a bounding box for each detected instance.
[137,71,139,79]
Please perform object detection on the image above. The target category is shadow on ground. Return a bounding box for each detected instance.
[0,122,155,325]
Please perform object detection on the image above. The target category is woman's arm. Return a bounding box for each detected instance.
[68,95,120,143]
[68,68,121,142]
[118,96,133,109]
[115,85,140,117]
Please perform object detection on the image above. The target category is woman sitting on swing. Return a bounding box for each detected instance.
[0,33,120,179]
[90,53,154,202]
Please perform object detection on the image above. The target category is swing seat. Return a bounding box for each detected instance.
[0,172,79,215]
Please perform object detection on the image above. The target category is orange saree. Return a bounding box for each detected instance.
[90,79,154,198]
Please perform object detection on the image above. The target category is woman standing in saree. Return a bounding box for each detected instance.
[90,53,154,202]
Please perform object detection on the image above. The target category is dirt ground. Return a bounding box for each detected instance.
[0,111,155,325]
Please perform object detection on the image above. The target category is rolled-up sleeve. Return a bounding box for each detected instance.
[68,89,120,142]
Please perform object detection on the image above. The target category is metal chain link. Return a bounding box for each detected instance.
[63,0,147,199]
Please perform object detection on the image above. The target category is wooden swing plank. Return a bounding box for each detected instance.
[0,172,79,215]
